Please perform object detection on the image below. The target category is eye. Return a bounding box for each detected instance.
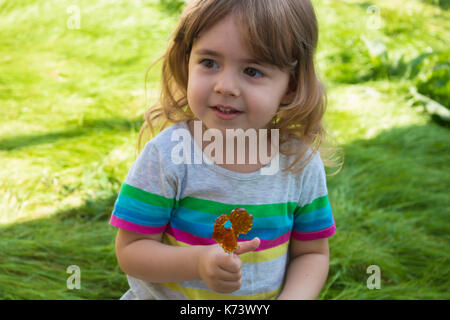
[244,67,264,78]
[199,58,218,69]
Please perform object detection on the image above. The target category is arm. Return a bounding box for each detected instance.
[115,228,202,282]
[115,228,260,293]
[277,237,330,300]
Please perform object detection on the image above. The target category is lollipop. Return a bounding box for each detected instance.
[212,208,253,253]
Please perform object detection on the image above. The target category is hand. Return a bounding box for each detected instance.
[197,237,260,294]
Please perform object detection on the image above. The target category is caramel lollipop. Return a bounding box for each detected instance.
[230,208,253,237]
[212,208,253,253]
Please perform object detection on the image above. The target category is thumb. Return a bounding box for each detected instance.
[235,237,260,255]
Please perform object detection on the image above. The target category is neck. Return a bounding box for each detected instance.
[188,119,277,168]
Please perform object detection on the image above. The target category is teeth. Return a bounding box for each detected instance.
[217,106,235,114]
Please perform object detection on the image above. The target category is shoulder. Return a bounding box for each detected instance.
[280,137,324,175]
[139,121,189,178]
[280,138,327,197]
[298,150,326,185]
[304,150,325,172]
[146,121,187,149]
[141,121,187,158]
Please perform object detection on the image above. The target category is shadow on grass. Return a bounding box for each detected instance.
[1,122,449,299]
[329,121,449,232]
[0,194,127,299]
[324,121,449,299]
[0,117,143,151]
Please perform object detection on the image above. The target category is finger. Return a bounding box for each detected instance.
[235,237,260,255]
[218,252,241,273]
[215,279,242,293]
[216,267,241,282]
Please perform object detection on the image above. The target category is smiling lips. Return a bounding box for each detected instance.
[211,105,243,120]
[212,104,242,114]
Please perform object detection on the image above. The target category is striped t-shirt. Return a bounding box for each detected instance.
[109,120,335,300]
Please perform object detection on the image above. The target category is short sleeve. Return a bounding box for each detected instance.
[109,141,177,235]
[292,152,336,241]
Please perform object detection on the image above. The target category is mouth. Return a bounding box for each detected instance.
[210,105,243,114]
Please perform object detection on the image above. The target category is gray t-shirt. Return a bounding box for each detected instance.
[110,120,335,299]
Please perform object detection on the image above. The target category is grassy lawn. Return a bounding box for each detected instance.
[0,0,448,299]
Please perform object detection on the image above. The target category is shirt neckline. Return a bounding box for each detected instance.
[178,121,282,181]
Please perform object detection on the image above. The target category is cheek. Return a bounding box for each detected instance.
[187,76,200,105]
[247,90,281,113]
[187,72,209,102]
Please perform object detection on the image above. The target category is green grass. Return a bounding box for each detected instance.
[0,0,449,299]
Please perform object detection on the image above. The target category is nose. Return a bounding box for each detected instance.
[214,68,240,97]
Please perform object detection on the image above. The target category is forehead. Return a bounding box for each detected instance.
[191,15,263,65]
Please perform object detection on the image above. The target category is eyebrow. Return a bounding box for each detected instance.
[193,48,264,66]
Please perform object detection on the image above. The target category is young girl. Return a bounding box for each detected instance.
[110,0,339,300]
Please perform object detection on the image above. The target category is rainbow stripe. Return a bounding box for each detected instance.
[109,183,335,299]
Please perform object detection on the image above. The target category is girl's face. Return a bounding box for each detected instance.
[187,14,293,135]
